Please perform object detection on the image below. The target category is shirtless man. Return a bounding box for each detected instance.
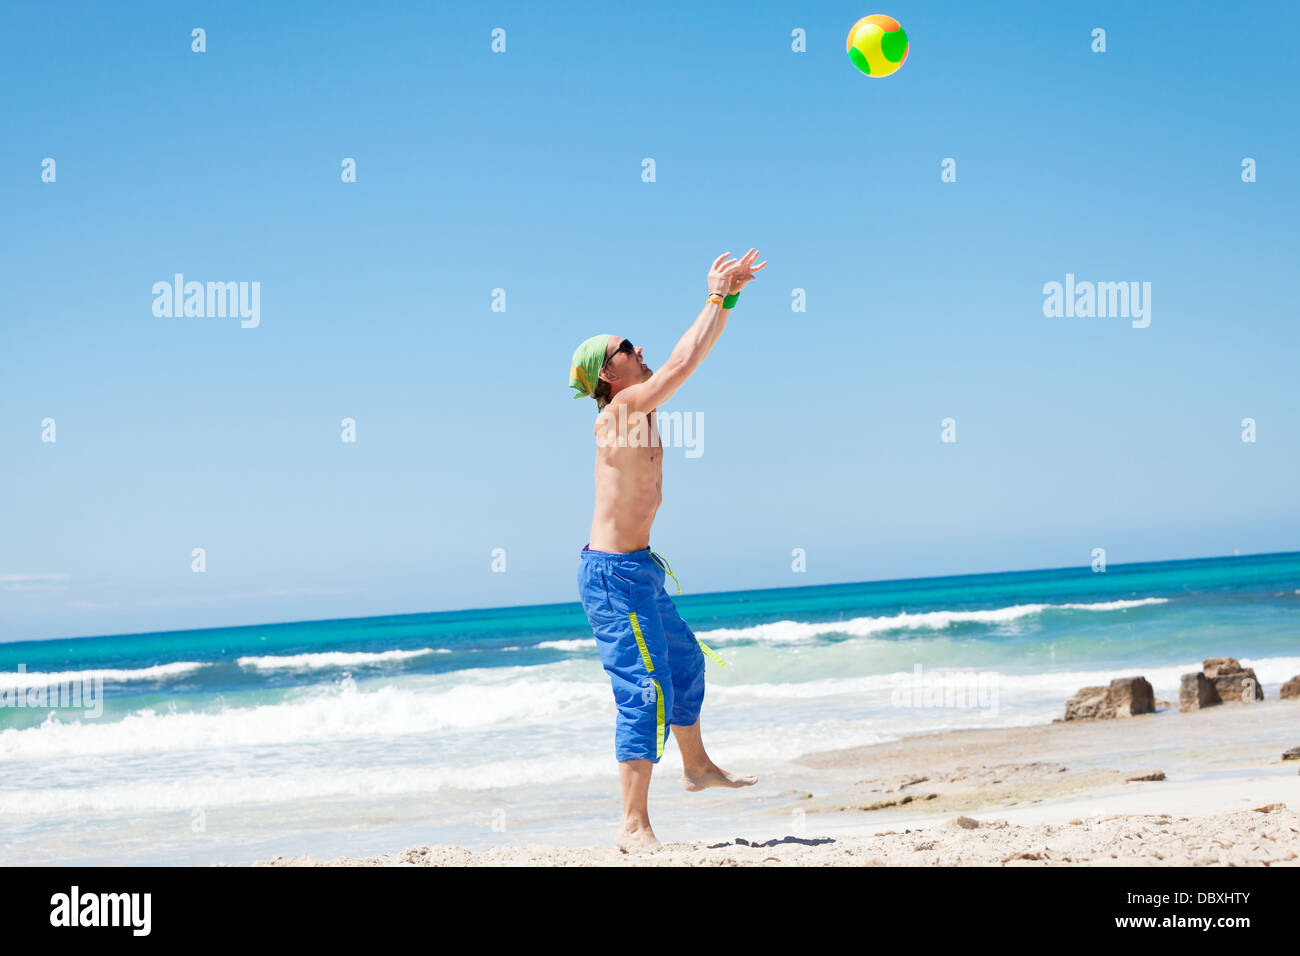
[568,248,767,849]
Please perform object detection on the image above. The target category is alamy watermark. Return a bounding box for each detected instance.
[152,274,260,328]
[1,664,103,718]
[596,406,704,458]
[1042,273,1150,328]
[889,664,1000,717]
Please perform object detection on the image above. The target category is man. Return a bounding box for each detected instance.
[568,248,767,849]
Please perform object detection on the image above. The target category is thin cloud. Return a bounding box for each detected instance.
[0,573,71,592]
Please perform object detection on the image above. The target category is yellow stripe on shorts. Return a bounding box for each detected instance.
[650,678,664,758]
[628,612,655,672]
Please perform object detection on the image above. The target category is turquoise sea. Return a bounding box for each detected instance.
[2,551,1297,864]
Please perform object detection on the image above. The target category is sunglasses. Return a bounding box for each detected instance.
[602,338,634,370]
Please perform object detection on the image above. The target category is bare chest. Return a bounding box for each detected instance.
[595,408,662,467]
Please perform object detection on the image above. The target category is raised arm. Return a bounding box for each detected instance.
[621,249,765,413]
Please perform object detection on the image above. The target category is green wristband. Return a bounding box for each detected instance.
[722,292,739,309]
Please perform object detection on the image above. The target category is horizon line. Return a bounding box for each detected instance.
[6,546,1296,649]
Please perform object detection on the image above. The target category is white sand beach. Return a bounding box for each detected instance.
[256,697,1300,866]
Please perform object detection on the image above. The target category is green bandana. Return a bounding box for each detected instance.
[569,334,613,401]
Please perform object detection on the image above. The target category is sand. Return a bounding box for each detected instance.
[258,806,1299,866]
[256,699,1300,866]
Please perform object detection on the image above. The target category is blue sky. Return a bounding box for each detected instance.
[2,0,1297,641]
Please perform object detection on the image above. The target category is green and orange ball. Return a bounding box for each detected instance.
[846,14,908,77]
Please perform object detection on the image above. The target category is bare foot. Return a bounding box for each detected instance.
[683,764,758,792]
[615,820,660,851]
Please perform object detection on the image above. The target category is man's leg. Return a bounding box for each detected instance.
[616,759,656,849]
[670,721,758,791]
[606,606,673,847]
[657,586,758,791]
[579,554,674,847]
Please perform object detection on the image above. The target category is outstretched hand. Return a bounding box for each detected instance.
[707,248,768,296]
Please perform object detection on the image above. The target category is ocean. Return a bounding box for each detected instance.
[2,551,1298,865]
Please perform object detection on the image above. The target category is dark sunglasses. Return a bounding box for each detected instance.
[602,338,634,370]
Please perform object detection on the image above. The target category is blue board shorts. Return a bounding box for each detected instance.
[577,545,725,763]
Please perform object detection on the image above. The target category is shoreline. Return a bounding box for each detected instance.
[254,698,1300,866]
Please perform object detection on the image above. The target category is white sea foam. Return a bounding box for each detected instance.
[1057,598,1169,611]
[0,675,608,759]
[3,651,1295,818]
[0,661,207,690]
[693,598,1170,646]
[708,663,1181,702]
[0,756,617,814]
[0,707,1056,816]
[236,648,448,672]
[710,655,1300,703]
[535,638,594,652]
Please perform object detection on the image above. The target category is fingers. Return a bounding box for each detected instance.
[714,248,765,277]
[736,250,766,278]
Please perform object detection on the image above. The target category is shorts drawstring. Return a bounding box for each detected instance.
[648,550,681,594]
[648,549,727,669]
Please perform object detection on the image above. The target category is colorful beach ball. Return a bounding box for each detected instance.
[846,14,909,77]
